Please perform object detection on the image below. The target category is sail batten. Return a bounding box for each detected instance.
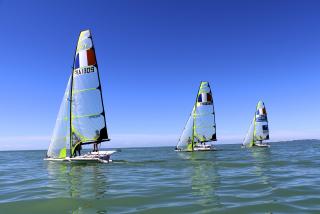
[177,81,217,151]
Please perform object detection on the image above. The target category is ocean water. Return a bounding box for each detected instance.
[0,140,320,214]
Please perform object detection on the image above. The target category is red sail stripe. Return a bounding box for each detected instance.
[87,49,96,66]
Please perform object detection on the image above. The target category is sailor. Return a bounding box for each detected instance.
[93,143,97,152]
[187,137,192,144]
[93,130,100,152]
[202,135,207,145]
[75,143,82,156]
[72,133,82,156]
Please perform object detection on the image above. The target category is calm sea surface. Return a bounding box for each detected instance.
[0,140,320,214]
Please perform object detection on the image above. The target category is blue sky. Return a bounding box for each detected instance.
[0,0,319,150]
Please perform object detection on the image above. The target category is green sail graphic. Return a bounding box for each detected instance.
[243,100,269,147]
[177,82,216,151]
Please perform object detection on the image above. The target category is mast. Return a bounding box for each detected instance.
[251,101,258,147]
[69,32,80,158]
[192,111,195,151]
[69,70,74,157]
[253,103,257,146]
[192,81,202,151]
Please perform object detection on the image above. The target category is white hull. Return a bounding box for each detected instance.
[241,143,270,148]
[44,150,116,163]
[175,145,216,152]
[255,143,270,148]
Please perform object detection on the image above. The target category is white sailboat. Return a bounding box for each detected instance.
[242,100,270,148]
[175,81,217,152]
[45,30,116,163]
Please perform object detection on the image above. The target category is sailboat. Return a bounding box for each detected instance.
[45,30,116,163]
[242,100,270,148]
[175,81,217,152]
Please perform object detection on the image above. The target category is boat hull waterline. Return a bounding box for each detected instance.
[241,144,270,148]
[44,151,116,163]
[255,143,270,148]
[175,146,217,152]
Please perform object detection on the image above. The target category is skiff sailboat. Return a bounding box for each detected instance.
[45,30,116,163]
[175,81,217,152]
[242,100,270,148]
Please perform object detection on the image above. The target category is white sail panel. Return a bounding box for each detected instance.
[47,77,71,158]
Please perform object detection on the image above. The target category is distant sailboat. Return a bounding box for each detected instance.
[175,81,217,152]
[242,101,270,148]
[45,30,116,163]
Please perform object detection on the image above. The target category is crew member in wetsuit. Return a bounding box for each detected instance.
[93,130,100,152]
[75,143,82,156]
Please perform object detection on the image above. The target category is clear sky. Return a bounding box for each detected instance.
[0,0,319,150]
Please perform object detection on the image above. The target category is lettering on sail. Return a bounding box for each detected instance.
[74,66,96,76]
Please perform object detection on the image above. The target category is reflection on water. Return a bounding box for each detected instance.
[46,162,109,213]
[178,152,221,208]
[250,148,271,185]
[1,142,318,213]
